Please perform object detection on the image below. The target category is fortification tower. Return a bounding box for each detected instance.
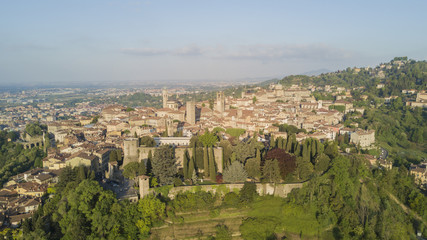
[216,91,225,113]
[186,99,196,125]
[139,175,150,198]
[165,118,174,137]
[123,138,139,166]
[162,89,168,109]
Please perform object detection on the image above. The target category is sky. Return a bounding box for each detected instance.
[1,0,427,86]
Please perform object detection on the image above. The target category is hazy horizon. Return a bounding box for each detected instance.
[1,0,426,86]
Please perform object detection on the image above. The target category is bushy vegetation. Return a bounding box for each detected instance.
[20,166,165,240]
[0,130,46,187]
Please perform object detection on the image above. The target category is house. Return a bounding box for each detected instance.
[410,163,427,185]
[350,130,375,148]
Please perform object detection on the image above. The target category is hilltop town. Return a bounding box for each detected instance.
[0,58,426,238]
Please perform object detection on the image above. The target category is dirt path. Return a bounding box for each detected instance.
[387,192,427,226]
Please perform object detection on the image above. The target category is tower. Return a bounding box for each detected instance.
[216,91,225,113]
[165,118,174,137]
[123,138,139,166]
[186,99,196,125]
[139,175,150,199]
[162,89,168,109]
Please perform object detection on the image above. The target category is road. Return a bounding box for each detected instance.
[378,147,388,160]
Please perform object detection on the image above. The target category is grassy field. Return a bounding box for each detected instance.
[150,208,248,239]
[150,196,335,240]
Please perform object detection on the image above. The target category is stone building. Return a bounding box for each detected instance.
[350,130,375,148]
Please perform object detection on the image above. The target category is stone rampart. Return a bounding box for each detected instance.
[166,182,303,199]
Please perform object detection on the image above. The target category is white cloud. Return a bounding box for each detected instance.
[121,43,352,61]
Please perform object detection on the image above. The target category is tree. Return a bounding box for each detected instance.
[324,141,338,159]
[123,162,146,179]
[146,150,152,174]
[295,157,313,181]
[223,161,247,183]
[240,217,277,240]
[203,147,209,178]
[239,182,258,203]
[264,148,297,180]
[209,147,216,181]
[269,135,276,148]
[262,159,281,183]
[314,153,331,173]
[245,158,261,179]
[135,195,165,237]
[199,131,218,147]
[214,224,232,240]
[152,145,177,185]
[183,150,189,179]
[140,136,156,147]
[225,128,246,138]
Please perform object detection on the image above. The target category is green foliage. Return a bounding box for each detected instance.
[172,191,216,212]
[223,161,247,183]
[23,166,167,239]
[225,128,246,138]
[222,192,240,207]
[199,131,218,147]
[314,153,331,173]
[140,136,156,147]
[274,123,305,135]
[295,156,313,181]
[0,131,46,186]
[262,159,281,183]
[240,217,277,240]
[25,122,46,136]
[123,161,146,179]
[125,107,135,112]
[203,147,209,178]
[152,145,177,185]
[209,147,216,180]
[116,92,161,108]
[233,138,263,163]
[213,224,232,240]
[245,157,261,179]
[212,127,225,134]
[329,105,346,112]
[239,182,258,204]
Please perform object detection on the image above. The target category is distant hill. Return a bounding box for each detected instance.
[256,57,427,97]
[301,68,332,76]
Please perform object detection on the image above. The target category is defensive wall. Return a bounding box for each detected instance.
[165,182,304,199]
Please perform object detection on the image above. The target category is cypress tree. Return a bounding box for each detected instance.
[209,147,216,180]
[311,139,317,162]
[270,136,276,149]
[302,141,310,162]
[146,150,153,174]
[294,142,301,156]
[277,137,284,149]
[203,147,209,178]
[255,148,261,161]
[188,156,195,181]
[285,135,292,152]
[291,134,297,153]
[183,149,189,179]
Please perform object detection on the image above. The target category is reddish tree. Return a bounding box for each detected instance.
[216,173,223,184]
[264,148,296,180]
